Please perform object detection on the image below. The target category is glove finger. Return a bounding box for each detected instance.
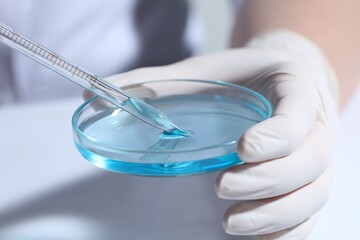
[223,165,331,235]
[238,64,317,162]
[256,214,318,240]
[82,75,157,111]
[216,122,331,200]
[82,75,157,101]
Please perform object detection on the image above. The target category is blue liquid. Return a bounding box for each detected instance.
[122,97,189,136]
[76,94,267,176]
[161,129,190,139]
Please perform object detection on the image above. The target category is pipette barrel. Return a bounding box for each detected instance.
[0,21,188,134]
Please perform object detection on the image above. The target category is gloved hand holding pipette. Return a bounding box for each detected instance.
[100,30,339,239]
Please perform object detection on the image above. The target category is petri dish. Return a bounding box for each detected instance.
[72,79,272,176]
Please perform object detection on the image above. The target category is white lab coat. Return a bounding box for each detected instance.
[0,0,200,104]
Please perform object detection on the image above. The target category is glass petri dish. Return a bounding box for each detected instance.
[72,79,272,176]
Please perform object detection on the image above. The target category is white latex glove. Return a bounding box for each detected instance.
[91,30,338,239]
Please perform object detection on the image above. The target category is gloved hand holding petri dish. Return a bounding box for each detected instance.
[79,30,338,239]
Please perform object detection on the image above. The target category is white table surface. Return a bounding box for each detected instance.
[0,97,248,240]
[0,91,359,239]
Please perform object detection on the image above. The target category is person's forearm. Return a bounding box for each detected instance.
[232,0,360,108]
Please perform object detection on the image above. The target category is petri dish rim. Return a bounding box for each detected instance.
[72,79,273,154]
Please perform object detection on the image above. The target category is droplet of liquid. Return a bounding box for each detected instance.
[161,129,191,140]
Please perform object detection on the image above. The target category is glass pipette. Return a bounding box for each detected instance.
[0,21,189,135]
